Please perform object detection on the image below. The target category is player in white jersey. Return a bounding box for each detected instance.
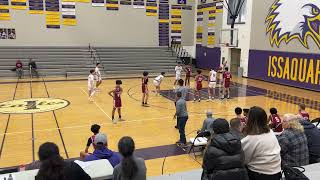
[207,69,217,101]
[174,62,183,86]
[94,63,102,91]
[88,69,96,101]
[153,72,165,95]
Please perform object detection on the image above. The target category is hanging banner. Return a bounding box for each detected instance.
[216,1,223,13]
[106,0,119,10]
[62,1,76,26]
[196,4,203,45]
[120,0,131,5]
[159,2,169,46]
[207,3,215,47]
[11,0,27,10]
[29,0,44,14]
[133,0,144,9]
[77,0,90,3]
[146,0,157,16]
[92,0,104,7]
[45,0,60,28]
[0,0,10,20]
[171,5,181,44]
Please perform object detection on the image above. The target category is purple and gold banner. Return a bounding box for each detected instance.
[159,2,169,46]
[29,0,44,14]
[146,0,157,16]
[0,0,10,20]
[106,0,119,10]
[45,0,60,29]
[11,0,27,10]
[248,50,320,92]
[120,0,131,5]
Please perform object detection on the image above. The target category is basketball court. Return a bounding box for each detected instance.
[0,75,319,176]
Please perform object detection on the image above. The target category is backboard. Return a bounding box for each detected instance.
[219,28,239,47]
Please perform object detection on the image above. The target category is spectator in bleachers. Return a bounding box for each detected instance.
[300,118,320,164]
[298,104,310,121]
[201,118,249,180]
[241,106,281,180]
[15,60,23,79]
[268,108,283,133]
[277,114,309,166]
[28,58,39,78]
[36,142,91,180]
[113,136,146,180]
[84,133,120,167]
[199,110,215,133]
[80,124,100,160]
[230,118,244,139]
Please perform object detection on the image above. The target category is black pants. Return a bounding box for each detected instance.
[177,116,188,144]
[247,168,281,180]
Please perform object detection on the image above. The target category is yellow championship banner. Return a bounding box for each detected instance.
[11,0,27,10]
[62,2,77,26]
[45,0,60,28]
[0,1,10,20]
[106,0,119,10]
[63,19,77,25]
[77,0,90,2]
[29,0,44,14]
[146,1,157,16]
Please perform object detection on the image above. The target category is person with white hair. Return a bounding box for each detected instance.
[199,110,215,133]
[276,114,309,166]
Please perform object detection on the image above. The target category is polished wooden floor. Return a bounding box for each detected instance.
[0,76,319,176]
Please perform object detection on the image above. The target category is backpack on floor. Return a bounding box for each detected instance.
[282,165,309,180]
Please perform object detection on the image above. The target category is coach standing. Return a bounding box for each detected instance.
[174,91,188,146]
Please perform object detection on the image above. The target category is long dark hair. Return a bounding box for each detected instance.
[36,142,65,180]
[118,136,137,178]
[244,106,270,135]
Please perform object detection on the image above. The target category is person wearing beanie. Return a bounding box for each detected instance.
[201,118,248,180]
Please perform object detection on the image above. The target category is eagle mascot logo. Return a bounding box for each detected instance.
[265,0,320,49]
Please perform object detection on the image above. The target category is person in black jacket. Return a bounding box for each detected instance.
[300,119,320,163]
[201,118,248,180]
[36,142,91,180]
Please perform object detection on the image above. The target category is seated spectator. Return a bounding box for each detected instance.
[277,114,309,166]
[36,142,91,180]
[300,118,320,164]
[80,124,100,160]
[84,133,120,167]
[230,118,244,139]
[243,108,249,122]
[201,118,248,180]
[241,106,281,180]
[28,58,39,78]
[113,136,147,180]
[15,60,23,79]
[235,107,246,124]
[298,104,310,121]
[268,108,283,133]
[198,110,215,133]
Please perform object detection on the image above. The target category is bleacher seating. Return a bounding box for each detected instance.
[0,46,178,78]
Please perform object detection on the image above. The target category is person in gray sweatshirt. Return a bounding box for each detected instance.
[113,136,146,180]
[174,79,189,129]
[174,91,189,146]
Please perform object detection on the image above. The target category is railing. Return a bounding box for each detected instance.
[88,44,101,64]
[170,39,192,65]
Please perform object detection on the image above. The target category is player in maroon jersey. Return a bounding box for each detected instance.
[108,80,123,124]
[223,67,232,99]
[193,70,206,102]
[184,64,192,87]
[268,108,283,132]
[298,104,310,121]
[141,71,149,106]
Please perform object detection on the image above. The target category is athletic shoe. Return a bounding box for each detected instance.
[198,99,201,102]
[112,119,117,124]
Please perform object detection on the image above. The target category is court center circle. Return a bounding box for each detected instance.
[0,98,70,114]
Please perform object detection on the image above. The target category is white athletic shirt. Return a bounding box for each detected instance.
[88,74,95,89]
[95,67,101,78]
[155,75,164,82]
[209,70,217,82]
[175,66,183,75]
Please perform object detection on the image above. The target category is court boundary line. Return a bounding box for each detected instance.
[42,77,70,158]
[80,87,113,121]
[0,79,19,158]
[29,73,35,162]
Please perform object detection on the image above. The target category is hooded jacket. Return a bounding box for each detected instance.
[300,120,320,163]
[202,132,248,180]
[84,146,121,167]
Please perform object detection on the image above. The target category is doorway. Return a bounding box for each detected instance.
[230,48,241,76]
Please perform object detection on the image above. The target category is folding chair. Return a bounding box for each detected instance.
[188,131,211,156]
[311,118,320,129]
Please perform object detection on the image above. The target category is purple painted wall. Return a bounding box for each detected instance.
[248,50,320,92]
[196,45,221,69]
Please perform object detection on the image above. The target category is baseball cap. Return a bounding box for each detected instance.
[94,133,107,145]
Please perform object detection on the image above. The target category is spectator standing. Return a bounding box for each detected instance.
[173,91,188,146]
[230,118,244,139]
[113,136,146,180]
[277,114,309,166]
[201,118,248,180]
[298,104,310,121]
[241,106,281,180]
[84,133,120,167]
[35,142,91,180]
[15,60,23,79]
[80,124,100,160]
[174,79,188,129]
[300,119,320,164]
